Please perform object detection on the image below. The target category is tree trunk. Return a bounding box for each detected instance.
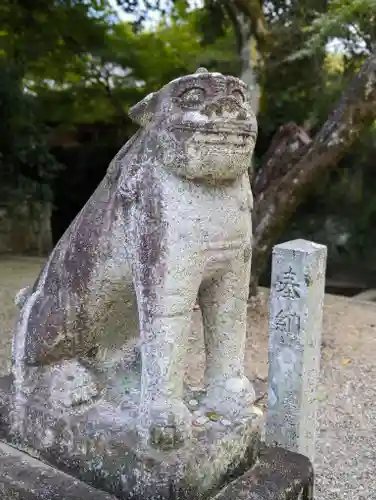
[234,15,261,182]
[250,53,376,294]
[239,27,260,117]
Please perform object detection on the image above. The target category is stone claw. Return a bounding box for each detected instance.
[49,360,99,408]
[150,425,179,450]
[139,398,192,449]
[69,380,99,407]
[203,376,256,419]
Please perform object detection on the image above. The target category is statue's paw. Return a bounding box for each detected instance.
[140,399,192,449]
[50,360,99,408]
[69,378,99,407]
[203,376,256,419]
[15,286,32,308]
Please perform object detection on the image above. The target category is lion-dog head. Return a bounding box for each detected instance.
[129,68,257,183]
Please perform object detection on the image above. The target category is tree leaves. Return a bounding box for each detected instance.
[288,0,376,62]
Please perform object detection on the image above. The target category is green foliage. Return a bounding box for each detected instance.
[1,0,376,275]
[0,0,111,204]
[288,0,376,62]
[257,1,327,131]
[9,5,240,127]
[0,0,241,206]
[268,0,376,270]
[280,124,376,274]
[0,1,110,72]
[0,61,61,205]
[334,127,376,261]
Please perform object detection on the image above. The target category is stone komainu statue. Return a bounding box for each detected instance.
[12,68,258,445]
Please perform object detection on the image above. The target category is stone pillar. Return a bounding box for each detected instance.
[265,239,327,464]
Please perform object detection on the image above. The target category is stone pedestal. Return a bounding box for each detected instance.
[212,446,314,500]
[0,374,263,500]
[0,440,314,500]
[0,441,117,500]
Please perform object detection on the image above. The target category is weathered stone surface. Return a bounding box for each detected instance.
[0,373,263,499]
[0,441,117,500]
[11,68,258,448]
[265,239,327,464]
[3,68,263,498]
[212,446,314,500]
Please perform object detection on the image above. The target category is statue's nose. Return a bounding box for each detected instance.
[203,96,248,120]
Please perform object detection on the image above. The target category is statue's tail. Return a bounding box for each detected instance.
[14,286,32,309]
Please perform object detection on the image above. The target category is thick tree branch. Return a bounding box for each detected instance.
[251,53,376,291]
[224,3,244,56]
[252,123,312,198]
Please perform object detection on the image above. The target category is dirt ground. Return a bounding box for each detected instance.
[1,256,375,499]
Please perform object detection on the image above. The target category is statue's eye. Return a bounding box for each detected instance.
[231,89,245,103]
[180,87,205,107]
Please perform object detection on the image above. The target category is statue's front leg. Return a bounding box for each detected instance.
[135,250,202,448]
[198,249,256,418]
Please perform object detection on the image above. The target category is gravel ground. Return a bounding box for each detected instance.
[314,296,376,499]
[1,257,376,499]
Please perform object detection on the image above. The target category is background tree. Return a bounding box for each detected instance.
[0,0,110,205]
[2,0,376,292]
[249,0,376,291]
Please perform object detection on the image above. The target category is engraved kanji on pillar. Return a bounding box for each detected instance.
[265,239,327,466]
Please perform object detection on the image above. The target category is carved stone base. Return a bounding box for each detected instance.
[0,373,263,500]
[212,446,314,500]
[0,441,117,500]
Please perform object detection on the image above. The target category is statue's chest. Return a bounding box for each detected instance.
[160,175,252,250]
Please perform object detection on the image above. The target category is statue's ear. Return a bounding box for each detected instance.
[128,92,158,127]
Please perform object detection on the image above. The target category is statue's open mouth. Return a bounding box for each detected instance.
[192,132,253,147]
[172,123,256,148]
